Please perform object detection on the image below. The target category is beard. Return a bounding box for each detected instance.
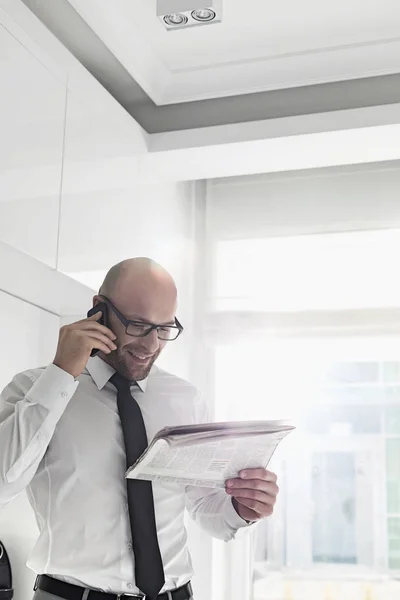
[105,344,161,382]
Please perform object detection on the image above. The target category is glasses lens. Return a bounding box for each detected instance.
[126,323,152,337]
[157,327,180,341]
[126,322,180,340]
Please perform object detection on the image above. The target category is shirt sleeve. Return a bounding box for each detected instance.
[185,483,252,541]
[184,391,254,541]
[0,364,79,508]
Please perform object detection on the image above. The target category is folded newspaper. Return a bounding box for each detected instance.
[126,420,295,488]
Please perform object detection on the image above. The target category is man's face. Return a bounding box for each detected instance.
[95,280,177,382]
[108,318,165,382]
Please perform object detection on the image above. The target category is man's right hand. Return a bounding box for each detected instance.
[53,312,117,378]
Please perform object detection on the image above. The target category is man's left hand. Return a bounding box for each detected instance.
[225,469,279,522]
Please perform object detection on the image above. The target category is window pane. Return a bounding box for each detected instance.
[213,337,400,600]
[312,453,356,564]
[321,386,381,406]
[214,230,400,311]
[383,362,400,383]
[304,404,381,434]
[324,361,379,384]
[387,440,400,513]
[382,386,400,404]
[385,406,400,434]
[388,518,400,570]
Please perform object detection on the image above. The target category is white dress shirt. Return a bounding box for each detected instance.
[0,357,248,595]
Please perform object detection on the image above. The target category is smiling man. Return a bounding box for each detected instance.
[0,257,279,600]
[96,258,179,381]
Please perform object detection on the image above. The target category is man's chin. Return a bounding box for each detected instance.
[122,354,156,382]
[129,366,151,382]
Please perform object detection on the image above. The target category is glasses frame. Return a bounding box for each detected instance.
[100,296,184,341]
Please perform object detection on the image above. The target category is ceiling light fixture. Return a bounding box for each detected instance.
[157,0,222,30]
[163,13,188,26]
[191,8,216,21]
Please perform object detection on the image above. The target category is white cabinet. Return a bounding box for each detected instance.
[0,16,66,266]
[0,290,60,600]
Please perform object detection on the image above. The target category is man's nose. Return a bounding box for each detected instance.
[142,329,159,353]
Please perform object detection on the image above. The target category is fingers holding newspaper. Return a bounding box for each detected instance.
[226,468,279,522]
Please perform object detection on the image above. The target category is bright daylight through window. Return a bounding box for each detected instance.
[207,228,400,600]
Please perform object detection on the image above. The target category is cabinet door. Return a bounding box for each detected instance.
[0,16,66,266]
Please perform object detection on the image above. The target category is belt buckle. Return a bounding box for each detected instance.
[116,594,145,600]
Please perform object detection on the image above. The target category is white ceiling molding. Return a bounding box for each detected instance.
[65,0,400,106]
[141,122,400,182]
[3,105,400,201]
[17,0,400,134]
[148,103,400,151]
[161,37,400,104]
[67,0,170,105]
[5,0,400,187]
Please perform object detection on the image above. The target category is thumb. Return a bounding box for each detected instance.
[88,310,102,320]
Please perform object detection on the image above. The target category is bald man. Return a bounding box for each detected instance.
[0,258,279,600]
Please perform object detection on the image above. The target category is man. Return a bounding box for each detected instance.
[0,258,279,600]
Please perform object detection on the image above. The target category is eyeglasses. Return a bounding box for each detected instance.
[100,296,183,341]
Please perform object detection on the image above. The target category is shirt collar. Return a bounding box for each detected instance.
[86,356,148,393]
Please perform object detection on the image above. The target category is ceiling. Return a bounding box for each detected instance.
[70,0,400,103]
[21,0,400,133]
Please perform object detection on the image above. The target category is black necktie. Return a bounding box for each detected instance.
[110,373,165,599]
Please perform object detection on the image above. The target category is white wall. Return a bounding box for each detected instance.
[0,0,197,380]
[0,3,203,599]
[0,0,148,269]
[0,244,95,600]
[0,6,65,267]
[0,291,60,600]
[58,178,196,379]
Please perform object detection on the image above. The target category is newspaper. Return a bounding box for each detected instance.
[125,420,295,488]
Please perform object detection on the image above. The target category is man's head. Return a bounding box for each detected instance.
[94,257,178,381]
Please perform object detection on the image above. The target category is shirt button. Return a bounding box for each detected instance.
[127,542,133,550]
[126,583,133,590]
[124,503,129,510]
[61,392,68,398]
[37,434,43,441]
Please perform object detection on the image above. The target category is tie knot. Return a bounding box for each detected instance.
[110,372,132,393]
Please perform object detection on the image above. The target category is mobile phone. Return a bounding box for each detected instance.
[87,302,109,357]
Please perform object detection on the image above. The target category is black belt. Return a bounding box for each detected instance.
[34,575,192,600]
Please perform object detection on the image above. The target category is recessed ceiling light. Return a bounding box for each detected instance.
[191,8,216,21]
[163,13,188,26]
[157,0,222,30]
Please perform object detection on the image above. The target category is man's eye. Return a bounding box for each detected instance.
[126,322,150,335]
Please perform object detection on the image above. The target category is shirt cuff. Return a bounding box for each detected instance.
[224,497,253,530]
[26,363,79,410]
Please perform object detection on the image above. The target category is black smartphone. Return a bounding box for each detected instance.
[87,302,109,357]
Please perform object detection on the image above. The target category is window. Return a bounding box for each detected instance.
[213,229,400,312]
[203,229,400,600]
